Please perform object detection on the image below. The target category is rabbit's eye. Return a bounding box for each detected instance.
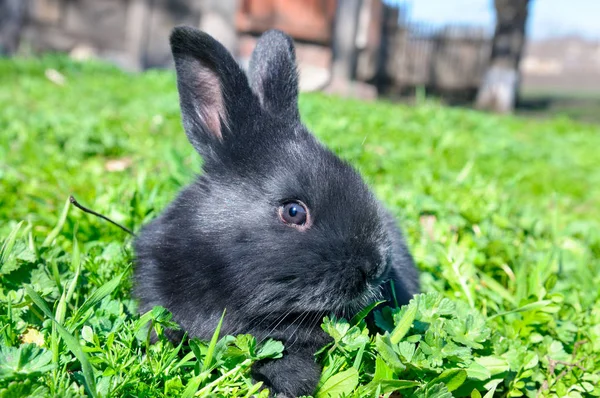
[279,201,310,229]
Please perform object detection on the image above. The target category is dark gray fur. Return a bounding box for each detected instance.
[134,26,419,397]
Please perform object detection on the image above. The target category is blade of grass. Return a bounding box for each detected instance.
[479,272,517,306]
[42,196,71,247]
[181,375,203,398]
[390,300,418,345]
[172,351,197,373]
[452,257,475,308]
[24,285,97,398]
[49,260,63,294]
[52,288,68,366]
[71,269,127,326]
[243,381,264,398]
[51,236,81,374]
[350,300,385,325]
[196,358,252,397]
[160,334,187,375]
[65,235,81,303]
[203,309,226,371]
[488,300,553,320]
[0,221,23,264]
[27,220,37,255]
[352,342,366,370]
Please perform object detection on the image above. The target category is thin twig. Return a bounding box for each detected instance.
[69,195,135,236]
[537,340,590,397]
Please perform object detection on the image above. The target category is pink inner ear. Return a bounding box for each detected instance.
[195,67,226,140]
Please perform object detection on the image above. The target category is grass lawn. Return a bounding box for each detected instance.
[1,56,599,397]
[518,89,600,125]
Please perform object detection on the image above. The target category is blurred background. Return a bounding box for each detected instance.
[1,0,599,121]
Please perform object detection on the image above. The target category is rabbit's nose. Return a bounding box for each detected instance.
[362,252,389,282]
[358,259,382,283]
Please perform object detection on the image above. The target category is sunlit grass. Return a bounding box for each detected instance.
[1,56,599,397]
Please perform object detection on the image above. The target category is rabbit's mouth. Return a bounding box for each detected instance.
[341,282,385,315]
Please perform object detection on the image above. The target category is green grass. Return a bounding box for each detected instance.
[1,55,599,397]
[518,90,600,125]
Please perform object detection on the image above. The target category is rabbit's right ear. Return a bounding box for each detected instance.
[170,26,256,160]
[248,30,300,120]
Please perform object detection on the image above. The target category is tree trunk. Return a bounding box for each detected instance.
[475,0,530,113]
[325,0,378,100]
[330,0,362,82]
[0,0,26,56]
[199,0,238,57]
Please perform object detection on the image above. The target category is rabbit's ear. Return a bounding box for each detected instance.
[248,30,300,120]
[170,26,256,158]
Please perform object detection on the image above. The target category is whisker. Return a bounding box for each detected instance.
[289,311,324,351]
[230,306,278,337]
[259,308,295,344]
[274,310,309,348]
[286,311,316,351]
[288,311,311,343]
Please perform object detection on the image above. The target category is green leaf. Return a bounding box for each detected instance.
[370,379,420,394]
[373,355,394,381]
[81,326,94,344]
[375,334,406,372]
[321,316,350,343]
[256,339,284,360]
[0,343,54,380]
[316,356,346,392]
[415,293,456,322]
[230,334,255,357]
[390,300,418,344]
[52,287,68,367]
[397,341,416,362]
[523,352,539,370]
[374,306,395,332]
[415,382,452,398]
[474,356,510,376]
[471,390,483,398]
[316,367,359,398]
[446,313,490,349]
[243,381,264,398]
[341,325,370,351]
[429,369,467,392]
[350,300,385,325]
[482,379,503,398]
[466,361,491,380]
[544,273,558,291]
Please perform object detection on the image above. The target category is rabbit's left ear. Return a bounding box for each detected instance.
[170,26,258,162]
[248,30,300,120]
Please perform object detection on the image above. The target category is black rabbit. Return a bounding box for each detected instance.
[134,26,419,397]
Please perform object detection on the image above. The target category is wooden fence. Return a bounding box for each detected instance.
[356,3,492,101]
[13,0,492,100]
